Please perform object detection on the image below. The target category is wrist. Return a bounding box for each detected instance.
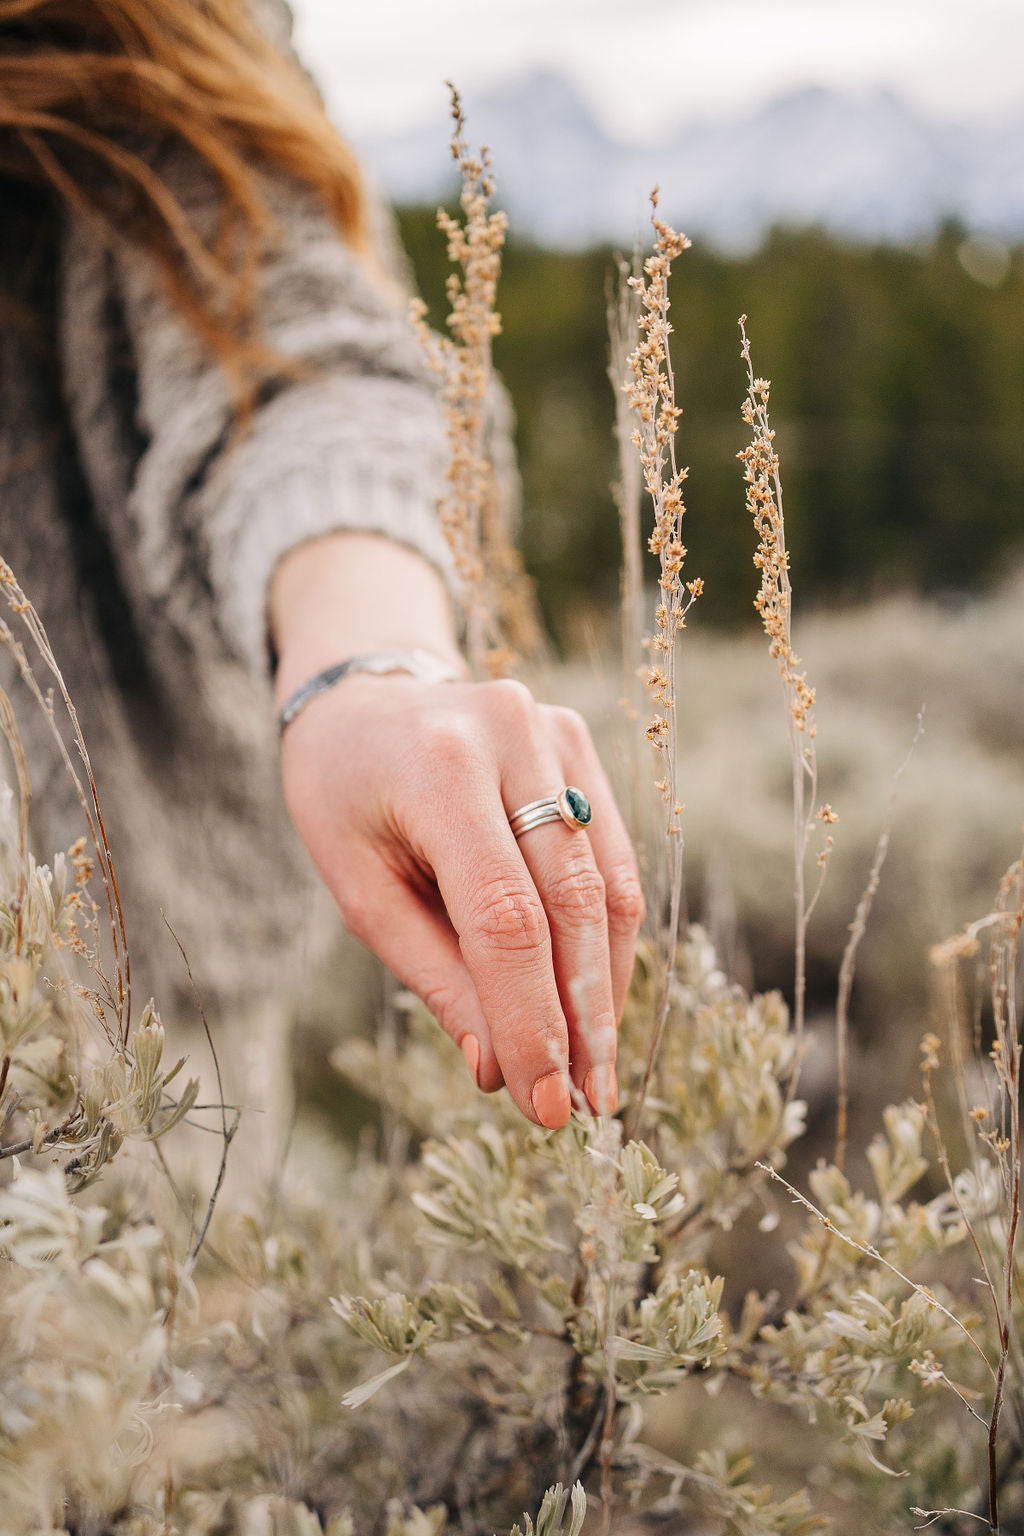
[274,636,467,714]
[270,531,464,706]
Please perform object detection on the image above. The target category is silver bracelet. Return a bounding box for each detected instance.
[277,648,464,734]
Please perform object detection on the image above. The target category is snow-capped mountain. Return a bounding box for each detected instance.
[356,70,1023,250]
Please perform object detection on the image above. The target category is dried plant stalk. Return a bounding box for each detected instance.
[833,711,924,1170]
[622,194,702,1134]
[737,317,836,1060]
[929,843,1024,1533]
[411,86,539,677]
[0,561,130,1039]
[607,254,648,861]
[607,253,645,733]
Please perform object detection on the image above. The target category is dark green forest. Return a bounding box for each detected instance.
[397,208,1024,644]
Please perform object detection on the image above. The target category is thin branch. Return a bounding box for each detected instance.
[0,1097,81,1161]
[0,686,32,959]
[911,1509,991,1530]
[183,1109,240,1276]
[163,914,236,1276]
[835,709,925,1170]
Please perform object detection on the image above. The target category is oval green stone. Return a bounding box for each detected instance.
[565,787,592,825]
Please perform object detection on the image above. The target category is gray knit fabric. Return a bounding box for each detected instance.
[0,8,456,1009]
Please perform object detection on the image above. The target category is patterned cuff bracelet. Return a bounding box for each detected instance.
[277,648,464,733]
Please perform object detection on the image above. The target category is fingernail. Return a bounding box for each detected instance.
[584,1063,618,1117]
[531,1070,572,1129]
[460,1034,480,1085]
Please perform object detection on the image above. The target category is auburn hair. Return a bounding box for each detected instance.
[0,0,370,377]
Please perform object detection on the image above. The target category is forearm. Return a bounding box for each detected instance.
[269,531,468,709]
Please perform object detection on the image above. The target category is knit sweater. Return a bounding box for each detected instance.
[0,4,458,1008]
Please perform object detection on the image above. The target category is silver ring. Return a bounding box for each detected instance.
[509,786,593,839]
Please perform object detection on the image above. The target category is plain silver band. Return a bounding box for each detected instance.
[509,804,565,837]
[508,795,559,825]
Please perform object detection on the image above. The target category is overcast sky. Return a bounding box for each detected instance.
[291,0,1021,144]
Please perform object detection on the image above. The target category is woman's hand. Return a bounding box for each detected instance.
[278,672,645,1127]
[270,532,644,1129]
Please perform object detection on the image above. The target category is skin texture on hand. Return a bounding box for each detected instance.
[270,534,645,1129]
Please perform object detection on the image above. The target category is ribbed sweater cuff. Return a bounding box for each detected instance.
[205,378,457,670]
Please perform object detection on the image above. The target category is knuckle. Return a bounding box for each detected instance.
[416,715,476,767]
[499,1011,568,1076]
[522,1014,570,1061]
[546,861,607,923]
[400,717,481,793]
[419,977,461,1029]
[546,703,591,747]
[466,875,548,955]
[480,677,537,724]
[605,869,646,932]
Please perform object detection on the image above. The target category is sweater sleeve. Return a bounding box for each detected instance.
[105,157,456,669]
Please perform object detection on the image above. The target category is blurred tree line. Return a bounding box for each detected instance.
[397,209,1024,644]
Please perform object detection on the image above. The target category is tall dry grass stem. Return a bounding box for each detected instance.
[0,561,130,1040]
[622,194,702,1137]
[738,317,835,1075]
[162,916,239,1280]
[607,252,651,871]
[929,842,1024,1533]
[607,254,645,728]
[411,87,539,678]
[833,709,924,1171]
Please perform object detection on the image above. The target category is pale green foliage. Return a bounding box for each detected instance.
[333,1290,438,1357]
[68,1012,199,1184]
[613,1269,726,1395]
[507,1482,586,1536]
[866,1103,931,1207]
[620,1139,686,1225]
[0,724,203,1531]
[690,1449,826,1536]
[0,765,198,1190]
[741,1124,980,1485]
[622,933,806,1198]
[0,729,1017,1534]
[386,1507,446,1536]
[412,1124,561,1268]
[0,786,90,1065]
[0,1164,108,1267]
[617,1441,828,1535]
[0,1168,171,1526]
[324,968,984,1527]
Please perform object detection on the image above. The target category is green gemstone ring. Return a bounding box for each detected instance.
[508,786,593,839]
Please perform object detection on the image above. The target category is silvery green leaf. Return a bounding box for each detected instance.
[341,1355,412,1410]
[504,1480,582,1536]
[824,1310,879,1347]
[610,1336,673,1363]
[141,1076,199,1140]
